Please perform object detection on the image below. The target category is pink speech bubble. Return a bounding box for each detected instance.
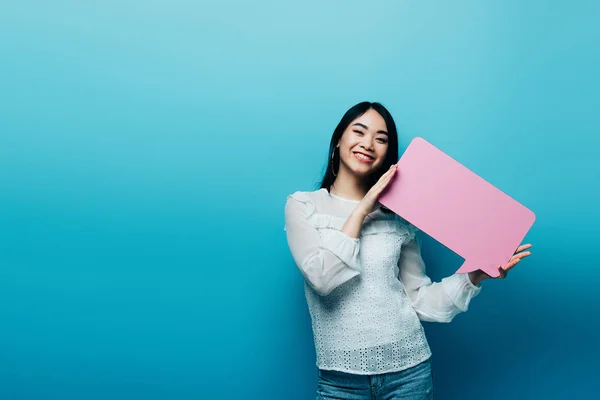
[378,137,535,278]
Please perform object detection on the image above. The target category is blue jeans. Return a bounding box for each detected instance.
[316,358,433,400]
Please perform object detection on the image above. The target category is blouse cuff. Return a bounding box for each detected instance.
[319,229,362,272]
[441,273,482,312]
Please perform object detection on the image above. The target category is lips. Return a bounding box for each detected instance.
[353,151,375,162]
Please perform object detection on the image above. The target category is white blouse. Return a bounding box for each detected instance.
[284,188,482,375]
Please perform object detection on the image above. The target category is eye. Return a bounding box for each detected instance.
[353,130,364,135]
[377,138,388,144]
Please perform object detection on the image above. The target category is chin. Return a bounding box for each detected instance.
[350,163,381,177]
[342,156,383,175]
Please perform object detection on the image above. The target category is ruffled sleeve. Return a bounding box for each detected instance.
[398,234,481,323]
[284,191,362,296]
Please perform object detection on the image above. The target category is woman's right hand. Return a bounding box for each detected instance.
[355,163,398,217]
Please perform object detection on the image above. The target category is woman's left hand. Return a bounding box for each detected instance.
[468,244,533,285]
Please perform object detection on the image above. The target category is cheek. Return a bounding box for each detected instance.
[340,139,360,154]
[376,144,389,158]
[343,136,360,146]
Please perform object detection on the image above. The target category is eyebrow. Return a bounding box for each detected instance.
[352,122,388,136]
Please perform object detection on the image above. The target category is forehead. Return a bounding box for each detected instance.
[350,109,387,131]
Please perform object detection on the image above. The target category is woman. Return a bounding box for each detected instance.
[283,101,532,399]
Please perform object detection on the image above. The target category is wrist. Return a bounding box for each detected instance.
[352,207,368,220]
[468,270,486,286]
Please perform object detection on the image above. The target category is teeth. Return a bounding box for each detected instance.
[355,153,373,160]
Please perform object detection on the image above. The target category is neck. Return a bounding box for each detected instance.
[330,165,369,201]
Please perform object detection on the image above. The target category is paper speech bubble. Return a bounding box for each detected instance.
[378,137,535,278]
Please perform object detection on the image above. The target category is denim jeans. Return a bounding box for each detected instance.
[316,358,433,400]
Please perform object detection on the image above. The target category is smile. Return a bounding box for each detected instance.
[353,152,375,163]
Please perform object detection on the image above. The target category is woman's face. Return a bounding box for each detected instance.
[336,108,389,178]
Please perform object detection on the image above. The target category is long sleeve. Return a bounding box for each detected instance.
[284,193,362,296]
[398,235,482,323]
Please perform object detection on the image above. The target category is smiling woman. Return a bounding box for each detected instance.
[283,101,532,399]
[322,103,399,201]
[348,121,387,164]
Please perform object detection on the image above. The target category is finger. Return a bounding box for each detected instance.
[514,251,532,260]
[386,169,397,181]
[515,244,532,253]
[504,258,521,271]
[372,183,387,197]
[375,169,392,186]
[372,165,398,194]
[383,172,397,188]
[498,266,508,279]
[387,165,398,176]
[374,179,387,192]
[376,168,394,186]
[377,180,393,195]
[377,168,396,188]
[384,168,397,180]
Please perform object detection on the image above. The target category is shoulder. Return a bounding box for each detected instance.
[286,188,328,206]
[394,215,419,242]
[284,188,329,220]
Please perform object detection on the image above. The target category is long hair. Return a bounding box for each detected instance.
[318,102,399,205]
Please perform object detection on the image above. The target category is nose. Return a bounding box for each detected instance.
[360,138,374,151]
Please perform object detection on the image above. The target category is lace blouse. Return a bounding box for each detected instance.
[283,188,482,374]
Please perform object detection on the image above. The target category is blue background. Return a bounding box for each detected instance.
[1,1,598,399]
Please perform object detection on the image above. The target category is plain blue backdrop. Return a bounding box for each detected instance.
[1,1,598,399]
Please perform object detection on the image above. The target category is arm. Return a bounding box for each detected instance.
[284,193,366,296]
[398,235,482,323]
